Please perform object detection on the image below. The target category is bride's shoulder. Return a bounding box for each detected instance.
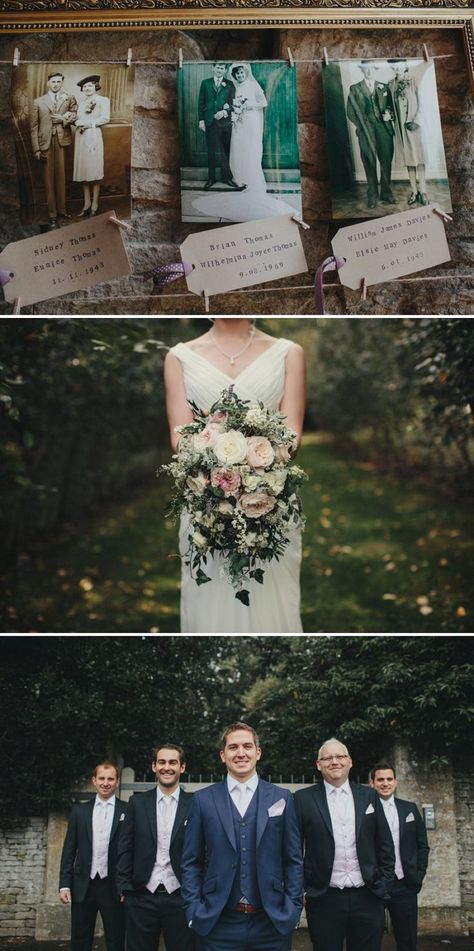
[181,334,210,354]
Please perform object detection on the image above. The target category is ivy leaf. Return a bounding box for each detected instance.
[196,569,211,586]
[235,589,250,607]
[250,568,265,585]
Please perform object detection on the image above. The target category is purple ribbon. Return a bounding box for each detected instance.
[0,269,13,288]
[144,262,193,294]
[314,255,345,315]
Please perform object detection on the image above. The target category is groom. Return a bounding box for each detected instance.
[198,62,244,190]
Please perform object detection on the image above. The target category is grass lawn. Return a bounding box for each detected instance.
[1,436,472,633]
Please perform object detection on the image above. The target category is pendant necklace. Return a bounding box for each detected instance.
[210,328,256,366]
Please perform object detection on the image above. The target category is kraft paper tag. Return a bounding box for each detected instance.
[180,215,308,297]
[0,212,131,307]
[331,206,451,290]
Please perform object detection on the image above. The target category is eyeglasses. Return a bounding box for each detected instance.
[319,755,349,763]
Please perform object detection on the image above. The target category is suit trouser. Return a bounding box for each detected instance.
[205,122,232,181]
[196,909,293,951]
[387,878,418,951]
[71,875,125,951]
[42,133,66,218]
[306,886,385,951]
[125,886,195,951]
[357,125,394,202]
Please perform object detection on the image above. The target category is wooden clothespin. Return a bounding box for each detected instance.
[360,277,367,301]
[432,206,453,222]
[203,289,209,313]
[287,47,295,68]
[291,215,310,230]
[108,213,132,231]
[126,48,133,67]
[322,48,329,67]
[13,297,21,314]
[13,48,20,67]
[422,44,431,62]
[178,48,183,69]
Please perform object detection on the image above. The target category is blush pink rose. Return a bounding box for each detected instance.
[237,491,276,518]
[246,436,275,470]
[208,411,228,430]
[193,425,221,452]
[274,443,292,464]
[211,468,242,498]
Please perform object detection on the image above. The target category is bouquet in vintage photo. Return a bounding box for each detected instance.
[161,388,307,606]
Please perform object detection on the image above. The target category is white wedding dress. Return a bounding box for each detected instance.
[169,339,303,634]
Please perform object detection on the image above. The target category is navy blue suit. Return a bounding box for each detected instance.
[181,778,303,949]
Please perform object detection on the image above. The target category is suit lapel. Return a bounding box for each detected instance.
[351,783,366,838]
[170,789,188,845]
[313,783,333,837]
[110,798,124,840]
[256,780,272,848]
[395,798,406,840]
[145,787,158,844]
[212,780,236,851]
[85,798,94,844]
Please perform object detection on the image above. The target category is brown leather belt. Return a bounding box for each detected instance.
[234,902,261,914]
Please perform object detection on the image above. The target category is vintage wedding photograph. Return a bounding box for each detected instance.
[11,63,135,230]
[178,60,302,223]
[322,58,452,220]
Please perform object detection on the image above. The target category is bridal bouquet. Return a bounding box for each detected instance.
[161,388,307,606]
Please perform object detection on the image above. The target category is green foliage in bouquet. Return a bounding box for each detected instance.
[161,388,307,606]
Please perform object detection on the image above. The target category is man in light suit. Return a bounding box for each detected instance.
[30,71,77,228]
[346,62,396,210]
[370,762,430,951]
[58,762,126,951]
[116,743,195,951]
[198,62,243,190]
[294,738,395,951]
[181,721,303,951]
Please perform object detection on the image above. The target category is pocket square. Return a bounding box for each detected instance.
[365,803,375,815]
[120,813,126,821]
[406,812,415,822]
[268,798,286,817]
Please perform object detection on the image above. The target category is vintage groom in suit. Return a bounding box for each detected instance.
[346,62,396,210]
[294,738,395,951]
[181,721,303,951]
[58,761,126,951]
[370,762,430,951]
[116,743,195,951]
[198,62,241,190]
[30,71,77,228]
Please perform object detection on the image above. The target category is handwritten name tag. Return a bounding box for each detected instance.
[0,213,131,307]
[181,215,308,297]
[332,206,451,290]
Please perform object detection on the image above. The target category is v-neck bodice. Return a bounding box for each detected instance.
[169,338,293,412]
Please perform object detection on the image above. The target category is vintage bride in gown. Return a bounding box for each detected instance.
[192,63,298,223]
[164,319,306,634]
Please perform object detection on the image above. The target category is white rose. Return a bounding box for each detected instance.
[242,472,263,491]
[186,471,209,495]
[264,470,287,495]
[218,500,234,515]
[246,436,275,470]
[215,429,248,465]
[191,530,208,549]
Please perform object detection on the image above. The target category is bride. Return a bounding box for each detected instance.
[164,319,306,634]
[192,63,299,223]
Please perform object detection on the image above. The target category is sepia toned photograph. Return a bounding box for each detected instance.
[322,58,452,220]
[178,60,302,224]
[11,63,135,230]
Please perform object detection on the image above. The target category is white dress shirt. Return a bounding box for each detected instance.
[324,780,364,889]
[227,772,259,817]
[146,787,181,894]
[90,795,116,879]
[382,796,404,880]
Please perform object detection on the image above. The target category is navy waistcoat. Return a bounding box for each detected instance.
[227,786,262,909]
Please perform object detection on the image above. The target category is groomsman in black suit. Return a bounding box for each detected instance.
[370,762,430,951]
[58,762,126,951]
[294,738,395,951]
[198,62,242,190]
[116,743,195,951]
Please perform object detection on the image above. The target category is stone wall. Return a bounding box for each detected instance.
[0,26,473,315]
[0,817,47,938]
[454,766,474,933]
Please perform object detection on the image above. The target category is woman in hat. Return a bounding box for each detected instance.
[73,75,110,216]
